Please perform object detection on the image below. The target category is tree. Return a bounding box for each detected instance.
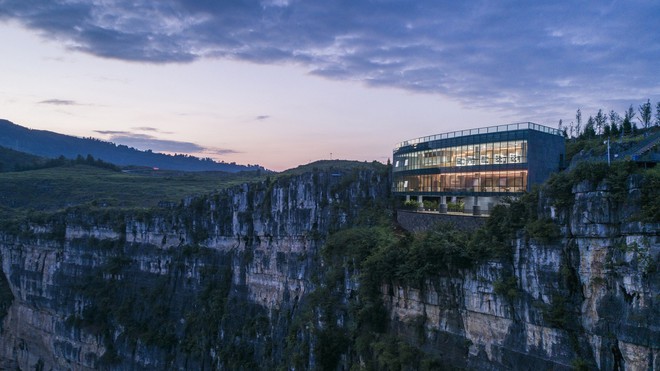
[625,104,636,122]
[609,110,620,136]
[638,99,652,130]
[575,108,582,137]
[655,101,660,127]
[622,117,633,136]
[557,119,568,138]
[623,104,636,136]
[611,122,620,137]
[85,154,95,165]
[603,123,611,137]
[594,109,606,135]
[583,116,596,139]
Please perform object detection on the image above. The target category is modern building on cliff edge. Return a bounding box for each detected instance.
[392,122,565,215]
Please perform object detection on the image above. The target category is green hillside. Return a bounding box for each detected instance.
[0,164,266,216]
[0,146,47,172]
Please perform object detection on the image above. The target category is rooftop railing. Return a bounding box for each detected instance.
[394,122,561,150]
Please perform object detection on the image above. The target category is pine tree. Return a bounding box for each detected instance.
[583,117,596,139]
[611,123,620,136]
[625,104,636,123]
[623,104,635,136]
[609,110,620,136]
[594,109,606,135]
[638,99,652,130]
[655,101,660,127]
[622,117,632,136]
[575,108,582,137]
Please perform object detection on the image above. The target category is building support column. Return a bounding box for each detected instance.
[417,195,423,210]
[439,196,447,213]
[405,195,410,202]
[472,195,481,216]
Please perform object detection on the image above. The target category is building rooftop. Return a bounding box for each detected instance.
[394,122,561,150]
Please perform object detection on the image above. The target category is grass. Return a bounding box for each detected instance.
[0,164,267,214]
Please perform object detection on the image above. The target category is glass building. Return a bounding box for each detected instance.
[392,122,565,214]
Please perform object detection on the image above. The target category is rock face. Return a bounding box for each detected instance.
[0,164,658,370]
[0,165,389,370]
[383,177,659,370]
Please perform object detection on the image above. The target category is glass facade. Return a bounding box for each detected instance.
[393,170,528,193]
[393,140,527,171]
[392,122,564,197]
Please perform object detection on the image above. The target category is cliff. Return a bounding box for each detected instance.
[382,176,658,370]
[0,163,389,370]
[0,161,658,370]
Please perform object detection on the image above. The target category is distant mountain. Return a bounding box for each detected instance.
[0,119,264,172]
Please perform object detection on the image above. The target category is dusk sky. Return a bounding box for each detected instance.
[1,1,659,171]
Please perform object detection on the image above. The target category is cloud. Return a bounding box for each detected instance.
[132,126,160,132]
[95,129,216,154]
[4,1,660,121]
[207,148,240,155]
[95,130,130,135]
[255,115,270,121]
[39,99,79,106]
[104,133,204,153]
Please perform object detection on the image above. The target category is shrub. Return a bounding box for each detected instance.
[447,201,464,212]
[402,200,420,209]
[526,218,560,243]
[422,200,438,210]
[640,167,660,222]
[493,275,519,302]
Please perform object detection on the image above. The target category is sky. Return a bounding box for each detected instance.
[1,1,659,171]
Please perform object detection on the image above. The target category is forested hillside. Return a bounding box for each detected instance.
[0,119,264,172]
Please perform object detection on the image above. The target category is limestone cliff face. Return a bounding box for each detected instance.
[0,164,657,370]
[382,176,659,370]
[0,165,389,370]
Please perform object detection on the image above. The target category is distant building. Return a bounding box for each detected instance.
[392,122,565,214]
